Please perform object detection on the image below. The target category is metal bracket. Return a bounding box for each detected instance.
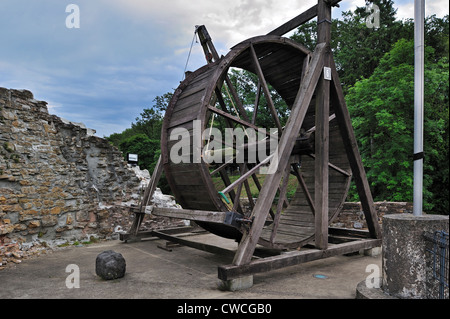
[224,212,253,229]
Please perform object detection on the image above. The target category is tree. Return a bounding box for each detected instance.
[131,92,173,141]
[346,39,449,214]
[118,134,160,172]
[291,0,409,92]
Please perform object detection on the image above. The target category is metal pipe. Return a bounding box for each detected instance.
[413,0,425,216]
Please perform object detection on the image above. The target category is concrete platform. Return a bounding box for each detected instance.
[0,232,382,299]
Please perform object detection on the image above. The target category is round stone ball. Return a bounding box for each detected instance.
[95,250,126,280]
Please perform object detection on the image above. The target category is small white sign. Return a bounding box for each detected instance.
[128,154,138,162]
[324,67,332,81]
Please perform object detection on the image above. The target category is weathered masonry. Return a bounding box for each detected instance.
[0,87,142,247]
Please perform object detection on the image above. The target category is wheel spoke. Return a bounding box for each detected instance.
[207,104,273,138]
[252,82,262,125]
[306,114,336,134]
[307,154,351,177]
[224,76,251,122]
[249,43,283,133]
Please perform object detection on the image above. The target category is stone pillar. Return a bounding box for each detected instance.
[382,214,449,299]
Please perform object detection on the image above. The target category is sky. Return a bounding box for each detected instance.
[0,0,448,137]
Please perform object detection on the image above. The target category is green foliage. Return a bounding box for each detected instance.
[346,39,449,214]
[118,134,160,172]
[292,0,411,92]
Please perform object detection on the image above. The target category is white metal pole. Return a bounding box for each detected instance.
[413,0,425,216]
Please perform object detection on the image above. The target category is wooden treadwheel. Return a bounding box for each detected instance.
[161,35,352,250]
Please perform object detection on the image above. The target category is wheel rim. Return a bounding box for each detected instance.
[162,36,352,249]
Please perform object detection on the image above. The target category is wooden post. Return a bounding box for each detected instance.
[314,75,330,250]
[314,0,332,250]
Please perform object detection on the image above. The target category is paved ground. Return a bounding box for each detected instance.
[0,232,382,299]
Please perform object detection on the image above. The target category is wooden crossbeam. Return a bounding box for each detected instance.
[152,207,228,224]
[267,0,342,36]
[219,238,381,281]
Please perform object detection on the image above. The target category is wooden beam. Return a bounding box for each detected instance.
[140,155,163,210]
[120,226,197,242]
[249,43,283,133]
[207,105,272,137]
[198,25,250,123]
[267,0,342,36]
[267,5,318,36]
[314,60,330,250]
[231,43,327,267]
[307,154,351,177]
[221,154,274,195]
[152,207,228,224]
[329,59,382,240]
[219,238,382,281]
[152,230,236,258]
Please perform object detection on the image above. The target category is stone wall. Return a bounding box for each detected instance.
[332,201,413,229]
[0,88,186,268]
[0,88,145,266]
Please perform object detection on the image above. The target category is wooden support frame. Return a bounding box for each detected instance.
[122,0,382,290]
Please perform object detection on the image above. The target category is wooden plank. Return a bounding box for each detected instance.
[152,230,236,258]
[218,238,382,281]
[120,226,197,242]
[152,207,228,224]
[232,43,326,266]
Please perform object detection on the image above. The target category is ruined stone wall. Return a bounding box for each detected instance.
[0,88,144,256]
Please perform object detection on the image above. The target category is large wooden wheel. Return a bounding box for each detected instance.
[161,35,352,250]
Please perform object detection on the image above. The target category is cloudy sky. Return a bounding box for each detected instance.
[0,0,448,137]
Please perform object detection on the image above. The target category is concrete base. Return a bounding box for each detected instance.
[364,246,382,257]
[382,214,449,299]
[218,276,254,292]
[356,279,396,299]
